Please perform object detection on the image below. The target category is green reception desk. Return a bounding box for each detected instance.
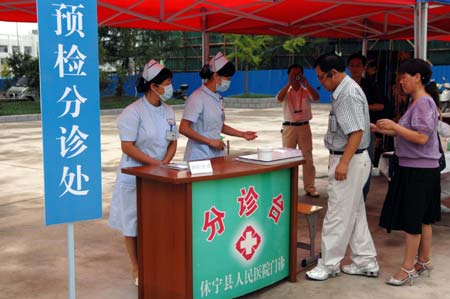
[123,156,303,299]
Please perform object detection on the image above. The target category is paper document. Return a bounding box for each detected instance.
[161,163,189,170]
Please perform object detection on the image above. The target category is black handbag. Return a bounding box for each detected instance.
[390,133,445,175]
[437,133,446,171]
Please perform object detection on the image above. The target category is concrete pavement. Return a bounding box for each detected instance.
[1,104,450,299]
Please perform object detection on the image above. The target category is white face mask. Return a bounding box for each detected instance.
[216,78,231,92]
[159,84,173,101]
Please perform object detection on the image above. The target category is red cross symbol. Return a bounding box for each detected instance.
[235,225,261,261]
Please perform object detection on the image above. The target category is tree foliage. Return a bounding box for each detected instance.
[282,36,306,65]
[282,37,306,54]
[227,34,272,94]
[114,66,127,97]
[1,63,10,78]
[4,52,40,90]
[227,34,273,70]
[99,70,110,92]
[98,27,182,73]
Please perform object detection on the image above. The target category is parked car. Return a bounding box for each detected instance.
[5,77,40,102]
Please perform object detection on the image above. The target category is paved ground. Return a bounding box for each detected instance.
[1,104,450,299]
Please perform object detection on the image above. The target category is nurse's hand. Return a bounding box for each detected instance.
[243,131,257,141]
[209,139,225,150]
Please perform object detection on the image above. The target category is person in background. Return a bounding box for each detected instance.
[374,58,441,286]
[306,53,379,281]
[108,60,178,287]
[392,72,410,122]
[277,64,320,197]
[365,60,378,82]
[180,52,257,161]
[347,53,385,201]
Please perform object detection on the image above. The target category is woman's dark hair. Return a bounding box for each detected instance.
[398,58,440,107]
[199,64,214,80]
[218,61,236,77]
[136,68,173,93]
[313,53,346,73]
[199,61,236,80]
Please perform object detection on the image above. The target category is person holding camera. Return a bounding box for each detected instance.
[277,64,320,197]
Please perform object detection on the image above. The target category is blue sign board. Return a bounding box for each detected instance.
[37,0,102,225]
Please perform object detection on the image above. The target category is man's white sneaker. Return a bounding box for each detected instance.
[342,262,379,277]
[306,266,340,281]
[441,204,450,213]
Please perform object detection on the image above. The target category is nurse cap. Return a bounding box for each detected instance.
[142,59,164,82]
[209,52,229,73]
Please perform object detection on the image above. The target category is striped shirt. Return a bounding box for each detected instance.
[324,75,370,151]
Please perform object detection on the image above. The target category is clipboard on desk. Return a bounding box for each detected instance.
[160,163,189,170]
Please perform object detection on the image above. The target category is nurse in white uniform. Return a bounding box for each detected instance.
[108,60,177,286]
[180,52,258,161]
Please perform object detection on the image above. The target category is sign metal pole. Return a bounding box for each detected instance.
[68,223,76,299]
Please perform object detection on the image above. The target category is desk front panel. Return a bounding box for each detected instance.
[192,169,291,299]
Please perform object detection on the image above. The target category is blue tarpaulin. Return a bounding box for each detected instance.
[429,0,450,4]
[95,65,450,104]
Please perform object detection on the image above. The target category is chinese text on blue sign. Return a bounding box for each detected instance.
[38,0,102,225]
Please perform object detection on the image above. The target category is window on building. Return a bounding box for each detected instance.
[12,46,20,54]
[24,46,32,55]
[0,45,8,53]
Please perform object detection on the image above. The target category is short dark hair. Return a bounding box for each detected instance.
[398,58,439,106]
[199,61,236,80]
[398,58,431,84]
[347,53,367,66]
[136,68,173,93]
[314,53,346,73]
[217,61,236,77]
[287,64,304,74]
[199,64,214,80]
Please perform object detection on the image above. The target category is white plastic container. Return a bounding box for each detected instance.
[257,147,273,161]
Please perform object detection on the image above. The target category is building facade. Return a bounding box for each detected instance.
[0,29,39,66]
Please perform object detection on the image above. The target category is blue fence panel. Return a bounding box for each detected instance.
[123,74,139,96]
[0,78,17,91]
[432,65,450,83]
[247,69,284,95]
[64,64,450,102]
[171,72,202,97]
[247,68,332,103]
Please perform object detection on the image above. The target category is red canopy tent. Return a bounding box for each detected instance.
[1,0,449,40]
[0,0,448,61]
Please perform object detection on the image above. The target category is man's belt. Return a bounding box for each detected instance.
[329,148,367,155]
[282,121,309,126]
